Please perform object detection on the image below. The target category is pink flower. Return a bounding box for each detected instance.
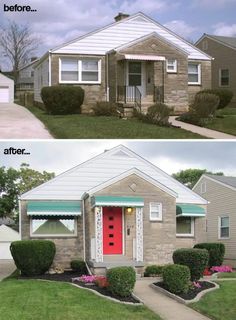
[210,265,233,273]
[193,281,201,288]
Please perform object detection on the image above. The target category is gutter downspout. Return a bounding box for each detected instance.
[49,51,52,87]
[106,54,109,102]
[18,199,22,240]
[82,198,92,275]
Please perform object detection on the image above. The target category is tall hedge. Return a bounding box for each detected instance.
[10,240,56,276]
[194,243,225,267]
[173,248,209,281]
[41,85,84,115]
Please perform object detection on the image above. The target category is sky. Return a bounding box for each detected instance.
[0,0,236,69]
[1,141,236,177]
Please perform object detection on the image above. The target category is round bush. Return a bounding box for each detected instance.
[70,259,87,275]
[10,240,56,276]
[196,89,233,109]
[144,265,165,277]
[190,93,219,118]
[92,101,118,116]
[41,86,84,115]
[145,103,171,126]
[163,264,190,294]
[173,248,209,281]
[194,243,225,267]
[107,266,136,297]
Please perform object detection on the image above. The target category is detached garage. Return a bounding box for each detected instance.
[0,225,20,259]
[0,73,14,103]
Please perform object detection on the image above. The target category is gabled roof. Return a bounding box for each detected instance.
[193,174,236,193]
[20,145,207,205]
[18,59,40,71]
[50,12,211,61]
[196,34,236,51]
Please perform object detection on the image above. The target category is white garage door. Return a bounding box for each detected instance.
[0,87,10,103]
[0,242,12,259]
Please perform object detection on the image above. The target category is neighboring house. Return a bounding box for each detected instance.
[0,217,14,226]
[19,145,207,274]
[0,225,20,260]
[193,174,236,267]
[17,58,39,92]
[196,34,236,106]
[34,12,212,113]
[0,72,14,103]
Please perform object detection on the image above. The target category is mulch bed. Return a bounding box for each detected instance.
[19,272,140,304]
[154,281,215,300]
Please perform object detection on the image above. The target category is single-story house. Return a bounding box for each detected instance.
[193,174,236,267]
[0,73,14,103]
[17,58,39,92]
[0,225,20,259]
[34,12,212,114]
[196,34,236,106]
[20,145,207,274]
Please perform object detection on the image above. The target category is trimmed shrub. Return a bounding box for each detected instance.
[70,259,88,275]
[196,89,233,109]
[107,266,136,297]
[177,112,201,126]
[41,86,84,115]
[163,264,190,294]
[10,240,56,276]
[144,265,166,277]
[190,93,219,119]
[194,243,225,267]
[144,103,171,126]
[92,101,118,116]
[173,248,209,281]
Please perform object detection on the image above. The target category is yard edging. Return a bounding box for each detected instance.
[150,281,219,305]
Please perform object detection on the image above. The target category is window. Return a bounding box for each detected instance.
[188,63,201,84]
[200,182,206,194]
[60,58,101,83]
[128,61,142,86]
[176,217,194,236]
[219,69,229,87]
[167,59,177,73]
[31,217,77,237]
[219,216,229,239]
[150,202,162,221]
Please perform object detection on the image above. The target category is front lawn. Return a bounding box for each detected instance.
[26,106,205,139]
[0,280,161,320]
[205,108,236,136]
[217,272,236,279]
[190,281,236,320]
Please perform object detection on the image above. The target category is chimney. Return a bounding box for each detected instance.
[114,12,130,22]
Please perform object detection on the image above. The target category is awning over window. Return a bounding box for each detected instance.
[118,54,166,61]
[91,196,144,207]
[176,204,206,217]
[27,201,81,216]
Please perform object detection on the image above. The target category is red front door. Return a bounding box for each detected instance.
[103,207,123,255]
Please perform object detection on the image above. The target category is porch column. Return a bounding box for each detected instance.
[136,207,143,262]
[95,206,103,262]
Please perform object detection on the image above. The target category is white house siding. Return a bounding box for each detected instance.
[20,146,207,206]
[34,58,49,103]
[0,73,14,103]
[194,177,236,267]
[0,225,20,259]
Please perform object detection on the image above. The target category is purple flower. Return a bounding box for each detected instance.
[193,281,201,288]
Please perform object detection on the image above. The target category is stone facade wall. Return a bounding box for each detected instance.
[20,200,84,269]
[51,54,107,113]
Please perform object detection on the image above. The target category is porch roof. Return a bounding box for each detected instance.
[176,204,206,217]
[117,54,166,61]
[27,201,81,216]
[91,196,144,207]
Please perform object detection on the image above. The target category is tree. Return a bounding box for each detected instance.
[0,21,40,80]
[0,164,54,218]
[172,169,224,189]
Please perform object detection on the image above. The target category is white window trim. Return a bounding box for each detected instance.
[219,68,230,87]
[30,217,78,238]
[167,59,177,73]
[176,217,194,237]
[218,215,230,239]
[149,202,162,221]
[200,182,206,194]
[59,58,101,84]
[188,62,201,85]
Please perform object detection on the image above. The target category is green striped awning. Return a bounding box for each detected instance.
[27,201,81,216]
[91,196,144,207]
[176,204,205,217]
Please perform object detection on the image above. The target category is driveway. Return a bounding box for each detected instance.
[0,260,16,280]
[0,103,53,139]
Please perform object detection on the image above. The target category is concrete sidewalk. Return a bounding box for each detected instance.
[134,279,210,320]
[170,116,236,139]
[0,260,16,281]
[0,103,53,139]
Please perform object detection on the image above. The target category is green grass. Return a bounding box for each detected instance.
[205,108,236,136]
[26,106,205,139]
[0,280,161,320]
[190,281,236,320]
[217,272,236,279]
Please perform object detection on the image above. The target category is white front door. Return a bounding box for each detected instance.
[0,87,10,103]
[127,61,145,99]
